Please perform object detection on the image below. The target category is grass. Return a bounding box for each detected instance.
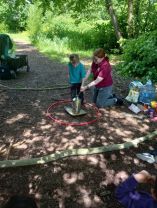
[7,31,120,65]
[9,31,93,63]
[35,38,93,64]
[8,31,30,43]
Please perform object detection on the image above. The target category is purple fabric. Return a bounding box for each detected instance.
[115,175,157,208]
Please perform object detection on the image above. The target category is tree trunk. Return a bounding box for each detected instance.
[104,0,123,41]
[142,0,152,33]
[127,0,134,38]
[134,0,141,37]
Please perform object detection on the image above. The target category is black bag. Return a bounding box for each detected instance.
[0,65,12,80]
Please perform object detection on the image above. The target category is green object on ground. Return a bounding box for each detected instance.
[64,106,87,116]
[0,33,13,58]
[0,130,157,168]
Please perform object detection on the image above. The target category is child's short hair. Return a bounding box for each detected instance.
[69,54,79,62]
[3,195,38,208]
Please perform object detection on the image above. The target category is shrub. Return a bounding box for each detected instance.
[27,6,118,52]
[0,22,8,32]
[0,2,29,32]
[27,3,43,42]
[117,30,157,82]
[38,14,118,51]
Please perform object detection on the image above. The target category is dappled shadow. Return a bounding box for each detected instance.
[0,88,156,161]
[0,40,157,207]
[0,151,157,207]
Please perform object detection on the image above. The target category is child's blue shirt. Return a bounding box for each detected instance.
[68,62,86,84]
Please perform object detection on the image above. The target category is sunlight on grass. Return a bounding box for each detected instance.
[7,32,120,64]
[9,31,30,43]
[36,39,93,63]
[36,40,120,64]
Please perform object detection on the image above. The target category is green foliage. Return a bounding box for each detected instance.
[137,0,157,34]
[0,0,30,32]
[0,22,8,32]
[117,30,157,82]
[9,31,30,43]
[94,20,118,51]
[1,0,157,41]
[27,6,118,52]
[27,3,43,42]
[125,0,156,39]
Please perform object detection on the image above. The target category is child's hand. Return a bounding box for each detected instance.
[114,171,129,186]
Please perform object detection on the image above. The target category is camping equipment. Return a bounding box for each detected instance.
[125,87,140,103]
[64,96,87,116]
[139,80,156,104]
[128,103,141,114]
[47,100,99,126]
[126,80,156,104]
[125,80,143,103]
[64,105,87,116]
[72,96,81,114]
[151,101,157,109]
[0,33,30,79]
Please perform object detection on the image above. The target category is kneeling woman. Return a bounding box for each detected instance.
[81,48,122,108]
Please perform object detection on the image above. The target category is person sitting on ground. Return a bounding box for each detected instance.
[114,170,157,208]
[3,195,38,208]
[68,54,86,104]
[81,48,123,108]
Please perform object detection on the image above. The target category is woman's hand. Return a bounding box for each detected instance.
[80,86,88,92]
[81,76,103,92]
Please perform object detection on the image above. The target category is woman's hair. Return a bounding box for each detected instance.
[93,48,109,61]
[3,195,38,208]
[69,54,79,62]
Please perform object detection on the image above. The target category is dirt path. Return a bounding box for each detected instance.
[0,40,156,208]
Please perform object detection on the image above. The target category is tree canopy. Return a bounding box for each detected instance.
[0,0,157,80]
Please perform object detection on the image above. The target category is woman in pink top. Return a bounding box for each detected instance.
[81,48,123,108]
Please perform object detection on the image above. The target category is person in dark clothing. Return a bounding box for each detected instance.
[114,170,157,208]
[3,195,38,208]
[0,34,13,59]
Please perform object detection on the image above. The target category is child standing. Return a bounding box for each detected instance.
[68,54,86,104]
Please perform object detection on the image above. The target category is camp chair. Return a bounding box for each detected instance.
[0,33,30,79]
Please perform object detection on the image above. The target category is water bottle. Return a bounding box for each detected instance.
[129,81,143,89]
[139,80,156,104]
[72,96,81,114]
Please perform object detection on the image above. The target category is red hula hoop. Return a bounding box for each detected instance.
[46,100,100,126]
